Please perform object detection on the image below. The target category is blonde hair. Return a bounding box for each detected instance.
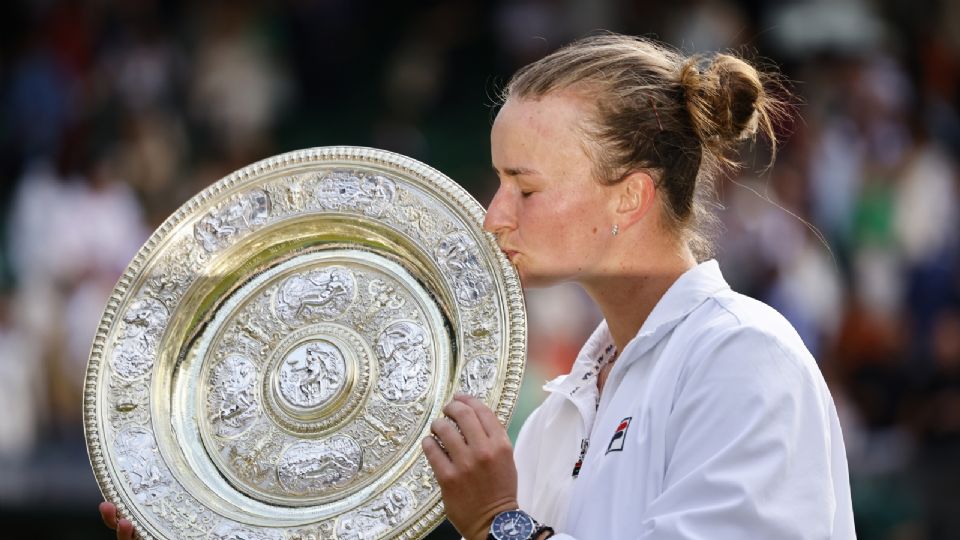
[503,34,789,261]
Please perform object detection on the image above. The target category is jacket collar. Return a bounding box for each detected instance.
[545,259,730,397]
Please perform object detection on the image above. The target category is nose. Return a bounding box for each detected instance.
[482,184,516,235]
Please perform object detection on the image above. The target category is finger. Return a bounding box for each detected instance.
[100,501,118,530]
[117,518,134,540]
[421,436,454,479]
[455,393,506,439]
[442,400,486,446]
[430,416,468,461]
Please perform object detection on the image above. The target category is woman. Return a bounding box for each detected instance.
[420,34,854,540]
[101,34,855,539]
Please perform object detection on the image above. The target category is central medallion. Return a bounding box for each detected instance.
[276,340,347,411]
[261,323,369,435]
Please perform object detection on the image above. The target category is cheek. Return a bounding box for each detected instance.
[520,196,600,249]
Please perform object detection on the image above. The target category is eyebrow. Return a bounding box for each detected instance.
[492,165,541,177]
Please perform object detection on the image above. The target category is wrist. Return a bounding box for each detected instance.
[476,500,520,539]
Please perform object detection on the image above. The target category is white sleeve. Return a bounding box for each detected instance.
[631,326,847,539]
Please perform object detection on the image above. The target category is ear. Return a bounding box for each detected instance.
[614,171,657,230]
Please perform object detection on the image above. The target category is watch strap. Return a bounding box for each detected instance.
[533,524,555,539]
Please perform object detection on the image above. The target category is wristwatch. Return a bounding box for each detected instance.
[487,509,553,540]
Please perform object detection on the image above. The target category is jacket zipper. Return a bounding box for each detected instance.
[571,438,589,478]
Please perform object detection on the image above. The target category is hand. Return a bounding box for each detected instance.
[99,501,135,540]
[422,393,519,540]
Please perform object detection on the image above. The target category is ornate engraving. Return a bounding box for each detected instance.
[111,297,169,380]
[225,423,286,487]
[115,427,171,504]
[208,354,259,438]
[286,521,336,540]
[406,456,438,501]
[108,379,150,427]
[336,486,416,540]
[467,301,499,340]
[350,275,414,334]
[315,171,396,217]
[390,189,457,243]
[262,175,313,218]
[212,523,278,540]
[460,355,498,398]
[277,341,346,409]
[194,189,271,252]
[142,236,205,312]
[275,267,356,325]
[257,322,372,437]
[376,321,431,403]
[236,294,289,345]
[276,435,363,495]
[435,232,490,307]
[142,491,218,539]
[221,325,268,360]
[356,400,426,474]
[363,280,406,319]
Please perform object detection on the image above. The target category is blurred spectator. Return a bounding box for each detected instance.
[0,290,44,461]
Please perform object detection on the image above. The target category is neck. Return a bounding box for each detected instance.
[580,249,696,354]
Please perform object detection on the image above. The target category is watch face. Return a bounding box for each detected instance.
[491,510,535,540]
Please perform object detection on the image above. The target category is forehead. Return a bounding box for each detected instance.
[491,95,601,180]
[493,92,594,143]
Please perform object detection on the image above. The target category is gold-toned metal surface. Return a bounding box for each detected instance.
[83,147,527,540]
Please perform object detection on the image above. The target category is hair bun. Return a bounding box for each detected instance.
[680,53,764,145]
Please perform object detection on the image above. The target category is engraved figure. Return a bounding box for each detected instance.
[376,321,430,403]
[212,522,277,540]
[435,233,490,307]
[336,486,416,540]
[194,189,271,252]
[208,354,259,437]
[288,521,336,540]
[111,297,169,380]
[275,267,356,324]
[316,172,396,217]
[278,341,346,408]
[114,427,170,504]
[108,379,150,427]
[286,178,306,210]
[460,355,498,398]
[225,424,284,484]
[276,436,362,495]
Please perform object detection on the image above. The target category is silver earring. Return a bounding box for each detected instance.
[611,224,619,236]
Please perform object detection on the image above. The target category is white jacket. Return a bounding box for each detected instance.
[514,260,856,539]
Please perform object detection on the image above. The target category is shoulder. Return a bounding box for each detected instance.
[675,290,824,395]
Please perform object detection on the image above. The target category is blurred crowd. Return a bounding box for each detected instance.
[1,1,958,539]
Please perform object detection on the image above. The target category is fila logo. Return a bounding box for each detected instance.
[606,417,632,454]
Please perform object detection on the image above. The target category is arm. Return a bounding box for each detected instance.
[423,393,556,540]
[636,327,846,539]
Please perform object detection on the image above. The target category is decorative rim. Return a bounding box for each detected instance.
[82,146,527,540]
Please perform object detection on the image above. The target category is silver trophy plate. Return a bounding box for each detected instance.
[83,147,527,540]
